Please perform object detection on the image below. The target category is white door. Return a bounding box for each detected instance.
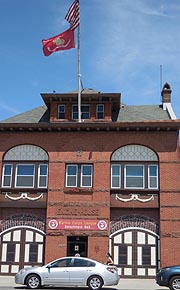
[0,227,45,275]
[111,228,158,278]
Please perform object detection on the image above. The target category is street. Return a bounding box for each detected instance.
[0,276,169,290]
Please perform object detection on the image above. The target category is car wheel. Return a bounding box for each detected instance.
[87,275,103,290]
[26,274,41,289]
[169,276,180,290]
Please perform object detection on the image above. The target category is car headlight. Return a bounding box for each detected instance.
[18,268,26,274]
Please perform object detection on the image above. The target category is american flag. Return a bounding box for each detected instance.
[65,0,80,31]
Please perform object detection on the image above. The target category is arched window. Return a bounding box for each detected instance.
[2,145,48,189]
[110,145,159,190]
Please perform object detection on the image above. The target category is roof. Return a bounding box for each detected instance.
[1,106,49,123]
[117,105,171,122]
[0,104,171,124]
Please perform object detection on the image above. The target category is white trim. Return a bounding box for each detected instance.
[124,164,144,189]
[80,164,93,187]
[110,227,159,239]
[148,165,158,189]
[163,102,177,120]
[15,164,35,188]
[38,164,48,188]
[0,226,46,236]
[66,164,78,187]
[2,164,12,188]
[111,164,121,188]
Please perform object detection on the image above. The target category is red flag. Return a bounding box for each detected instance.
[65,0,80,30]
[42,28,75,56]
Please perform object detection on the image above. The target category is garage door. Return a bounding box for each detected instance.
[0,227,45,275]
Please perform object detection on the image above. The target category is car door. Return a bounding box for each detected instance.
[69,258,96,285]
[43,258,72,285]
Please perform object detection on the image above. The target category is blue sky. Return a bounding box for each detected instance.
[0,0,180,120]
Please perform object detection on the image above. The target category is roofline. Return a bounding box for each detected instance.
[0,120,180,132]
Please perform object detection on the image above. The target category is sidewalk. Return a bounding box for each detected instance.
[0,276,168,289]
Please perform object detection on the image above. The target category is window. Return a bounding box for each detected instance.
[2,163,48,189]
[148,165,158,189]
[51,258,72,268]
[96,104,104,119]
[72,105,90,120]
[66,165,78,187]
[38,164,48,188]
[58,105,66,119]
[110,163,158,190]
[111,165,121,188]
[15,164,35,187]
[2,164,12,187]
[66,164,93,188]
[73,258,95,267]
[81,165,92,187]
[125,165,144,189]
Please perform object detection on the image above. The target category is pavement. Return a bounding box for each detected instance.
[0,276,169,289]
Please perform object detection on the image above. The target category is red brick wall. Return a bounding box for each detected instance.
[0,129,179,267]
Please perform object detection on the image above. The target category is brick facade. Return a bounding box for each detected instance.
[0,87,180,277]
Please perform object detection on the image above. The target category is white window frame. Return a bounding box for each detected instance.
[58,105,66,119]
[66,165,78,187]
[2,164,12,188]
[111,164,121,188]
[15,164,35,188]
[80,165,93,187]
[38,164,48,188]
[96,104,104,119]
[148,165,158,189]
[124,164,144,189]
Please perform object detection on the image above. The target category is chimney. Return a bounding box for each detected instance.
[161,82,172,103]
[161,82,176,119]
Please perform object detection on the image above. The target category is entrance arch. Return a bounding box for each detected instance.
[110,215,159,278]
[0,214,46,275]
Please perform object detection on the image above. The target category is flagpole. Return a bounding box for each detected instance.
[77,1,81,123]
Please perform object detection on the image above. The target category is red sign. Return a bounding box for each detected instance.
[48,219,108,231]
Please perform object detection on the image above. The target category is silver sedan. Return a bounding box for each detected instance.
[15,256,120,290]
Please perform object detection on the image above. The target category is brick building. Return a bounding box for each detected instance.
[0,83,180,278]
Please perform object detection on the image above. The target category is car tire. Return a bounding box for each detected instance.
[169,276,180,290]
[87,275,103,290]
[26,274,41,289]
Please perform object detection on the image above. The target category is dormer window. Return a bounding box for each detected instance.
[96,104,104,119]
[72,105,90,120]
[58,105,66,119]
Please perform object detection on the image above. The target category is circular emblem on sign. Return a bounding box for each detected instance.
[48,219,58,229]
[97,220,108,231]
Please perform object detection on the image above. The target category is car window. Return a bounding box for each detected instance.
[50,258,72,268]
[73,258,95,267]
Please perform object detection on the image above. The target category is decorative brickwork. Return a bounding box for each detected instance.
[0,213,45,232]
[110,215,159,234]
